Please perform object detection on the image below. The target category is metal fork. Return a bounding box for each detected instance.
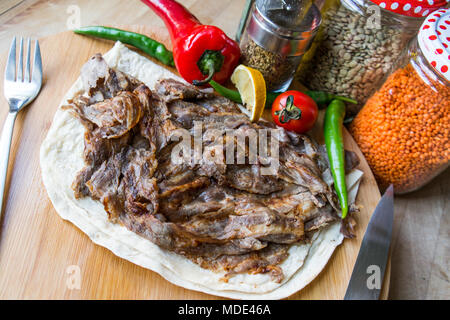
[0,37,42,215]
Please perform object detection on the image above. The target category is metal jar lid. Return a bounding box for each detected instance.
[247,0,321,56]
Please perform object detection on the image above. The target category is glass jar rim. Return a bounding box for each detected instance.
[254,0,321,39]
[340,0,428,31]
[409,37,450,88]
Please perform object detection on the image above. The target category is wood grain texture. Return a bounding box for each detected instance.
[0,0,246,54]
[389,169,450,300]
[0,0,447,302]
[0,24,389,299]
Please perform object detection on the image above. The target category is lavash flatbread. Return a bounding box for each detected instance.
[39,42,363,299]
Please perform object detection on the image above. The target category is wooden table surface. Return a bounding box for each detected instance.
[0,0,448,300]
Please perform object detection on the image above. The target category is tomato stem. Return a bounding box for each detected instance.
[274,95,302,124]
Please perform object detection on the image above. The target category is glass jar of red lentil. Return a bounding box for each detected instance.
[297,0,448,114]
[350,8,450,194]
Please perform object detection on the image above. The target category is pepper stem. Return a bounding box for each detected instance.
[192,60,216,86]
[334,95,357,105]
[192,50,224,86]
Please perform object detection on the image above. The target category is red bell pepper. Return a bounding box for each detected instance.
[141,0,241,86]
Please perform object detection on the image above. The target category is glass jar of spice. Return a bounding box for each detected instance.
[297,0,448,114]
[238,0,321,92]
[350,8,450,194]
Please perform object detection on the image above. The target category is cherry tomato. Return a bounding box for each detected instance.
[271,90,318,134]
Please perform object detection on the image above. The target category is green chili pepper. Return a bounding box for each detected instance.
[208,81,357,111]
[306,91,357,107]
[74,26,175,67]
[209,80,279,108]
[209,80,242,103]
[266,91,279,108]
[324,99,348,219]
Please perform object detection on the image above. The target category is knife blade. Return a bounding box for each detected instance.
[344,184,394,300]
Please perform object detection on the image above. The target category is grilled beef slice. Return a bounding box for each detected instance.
[68,54,355,281]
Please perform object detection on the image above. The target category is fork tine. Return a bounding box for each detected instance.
[5,37,16,81]
[24,38,31,82]
[32,40,42,86]
[17,37,24,82]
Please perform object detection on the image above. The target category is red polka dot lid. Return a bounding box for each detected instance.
[418,8,450,80]
[370,0,448,18]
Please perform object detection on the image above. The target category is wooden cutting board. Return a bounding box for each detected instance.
[0,26,389,300]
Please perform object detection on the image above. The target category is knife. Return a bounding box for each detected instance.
[344,184,394,300]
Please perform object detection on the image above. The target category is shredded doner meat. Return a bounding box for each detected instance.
[66,54,358,282]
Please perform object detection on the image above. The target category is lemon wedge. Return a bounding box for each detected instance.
[230,65,266,122]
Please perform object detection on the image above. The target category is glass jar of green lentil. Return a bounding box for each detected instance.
[297,0,447,114]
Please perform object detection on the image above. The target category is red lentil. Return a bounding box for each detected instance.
[350,63,450,193]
